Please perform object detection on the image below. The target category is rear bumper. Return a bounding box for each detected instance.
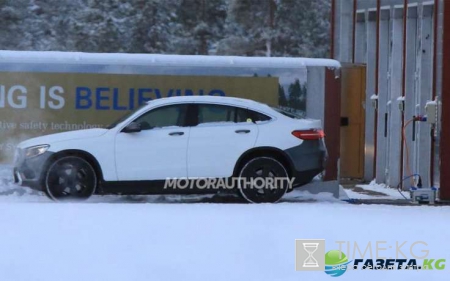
[284,139,327,186]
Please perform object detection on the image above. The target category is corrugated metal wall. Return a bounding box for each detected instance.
[332,0,444,195]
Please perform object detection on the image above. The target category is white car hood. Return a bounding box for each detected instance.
[17,128,109,149]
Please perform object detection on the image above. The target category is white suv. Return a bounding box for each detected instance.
[14,96,326,203]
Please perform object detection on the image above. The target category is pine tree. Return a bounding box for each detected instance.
[0,0,330,57]
[288,79,301,110]
[222,0,277,56]
[278,84,287,107]
[0,0,23,49]
[299,82,307,111]
[170,0,227,55]
[128,0,179,53]
[275,0,330,57]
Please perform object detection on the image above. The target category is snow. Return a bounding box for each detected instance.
[0,0,331,58]
[343,188,381,200]
[286,192,342,203]
[0,166,15,193]
[0,199,449,281]
[0,50,341,69]
[1,166,449,281]
[351,180,410,200]
[370,94,378,100]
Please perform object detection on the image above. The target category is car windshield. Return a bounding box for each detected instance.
[106,104,147,129]
[271,107,303,119]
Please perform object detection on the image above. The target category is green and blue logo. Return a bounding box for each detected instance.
[324,250,352,277]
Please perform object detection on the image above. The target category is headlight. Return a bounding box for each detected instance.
[25,145,50,158]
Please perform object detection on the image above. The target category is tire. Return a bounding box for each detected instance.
[237,156,290,203]
[44,156,97,201]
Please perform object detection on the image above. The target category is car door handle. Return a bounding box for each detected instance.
[169,132,184,136]
[235,129,251,134]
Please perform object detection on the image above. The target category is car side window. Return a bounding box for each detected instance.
[236,108,271,123]
[197,104,236,125]
[133,104,188,130]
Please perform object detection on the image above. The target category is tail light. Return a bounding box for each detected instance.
[292,129,325,140]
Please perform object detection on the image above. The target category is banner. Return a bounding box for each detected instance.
[0,72,278,162]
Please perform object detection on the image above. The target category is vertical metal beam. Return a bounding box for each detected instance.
[403,6,418,187]
[324,68,341,181]
[331,0,336,59]
[352,0,357,63]
[338,0,354,62]
[376,9,390,184]
[388,7,405,187]
[417,4,433,187]
[432,1,439,100]
[375,0,380,95]
[364,10,377,182]
[400,0,408,186]
[373,0,381,178]
[388,7,405,188]
[430,0,439,187]
[440,0,450,200]
[401,1,408,99]
[354,12,367,63]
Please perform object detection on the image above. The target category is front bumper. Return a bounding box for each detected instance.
[13,150,53,191]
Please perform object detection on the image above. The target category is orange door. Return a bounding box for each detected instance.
[340,65,366,179]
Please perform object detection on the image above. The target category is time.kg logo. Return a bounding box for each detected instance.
[295,240,351,277]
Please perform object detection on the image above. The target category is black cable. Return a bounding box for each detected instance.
[397,174,420,201]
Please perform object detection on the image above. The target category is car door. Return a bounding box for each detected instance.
[187,103,258,178]
[115,104,190,181]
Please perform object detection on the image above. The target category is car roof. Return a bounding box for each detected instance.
[147,96,273,113]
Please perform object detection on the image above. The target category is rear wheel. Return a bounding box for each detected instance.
[44,156,97,201]
[237,156,290,203]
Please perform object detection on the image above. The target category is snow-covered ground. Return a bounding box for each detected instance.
[343,180,410,200]
[0,166,449,281]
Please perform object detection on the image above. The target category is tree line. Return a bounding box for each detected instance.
[0,0,330,58]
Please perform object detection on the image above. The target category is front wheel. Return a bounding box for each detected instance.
[44,156,97,201]
[237,156,290,203]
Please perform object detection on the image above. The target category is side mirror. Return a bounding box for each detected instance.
[122,122,141,133]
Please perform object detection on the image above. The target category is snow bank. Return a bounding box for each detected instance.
[0,202,448,281]
[0,164,16,193]
[0,165,45,202]
[1,166,449,281]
